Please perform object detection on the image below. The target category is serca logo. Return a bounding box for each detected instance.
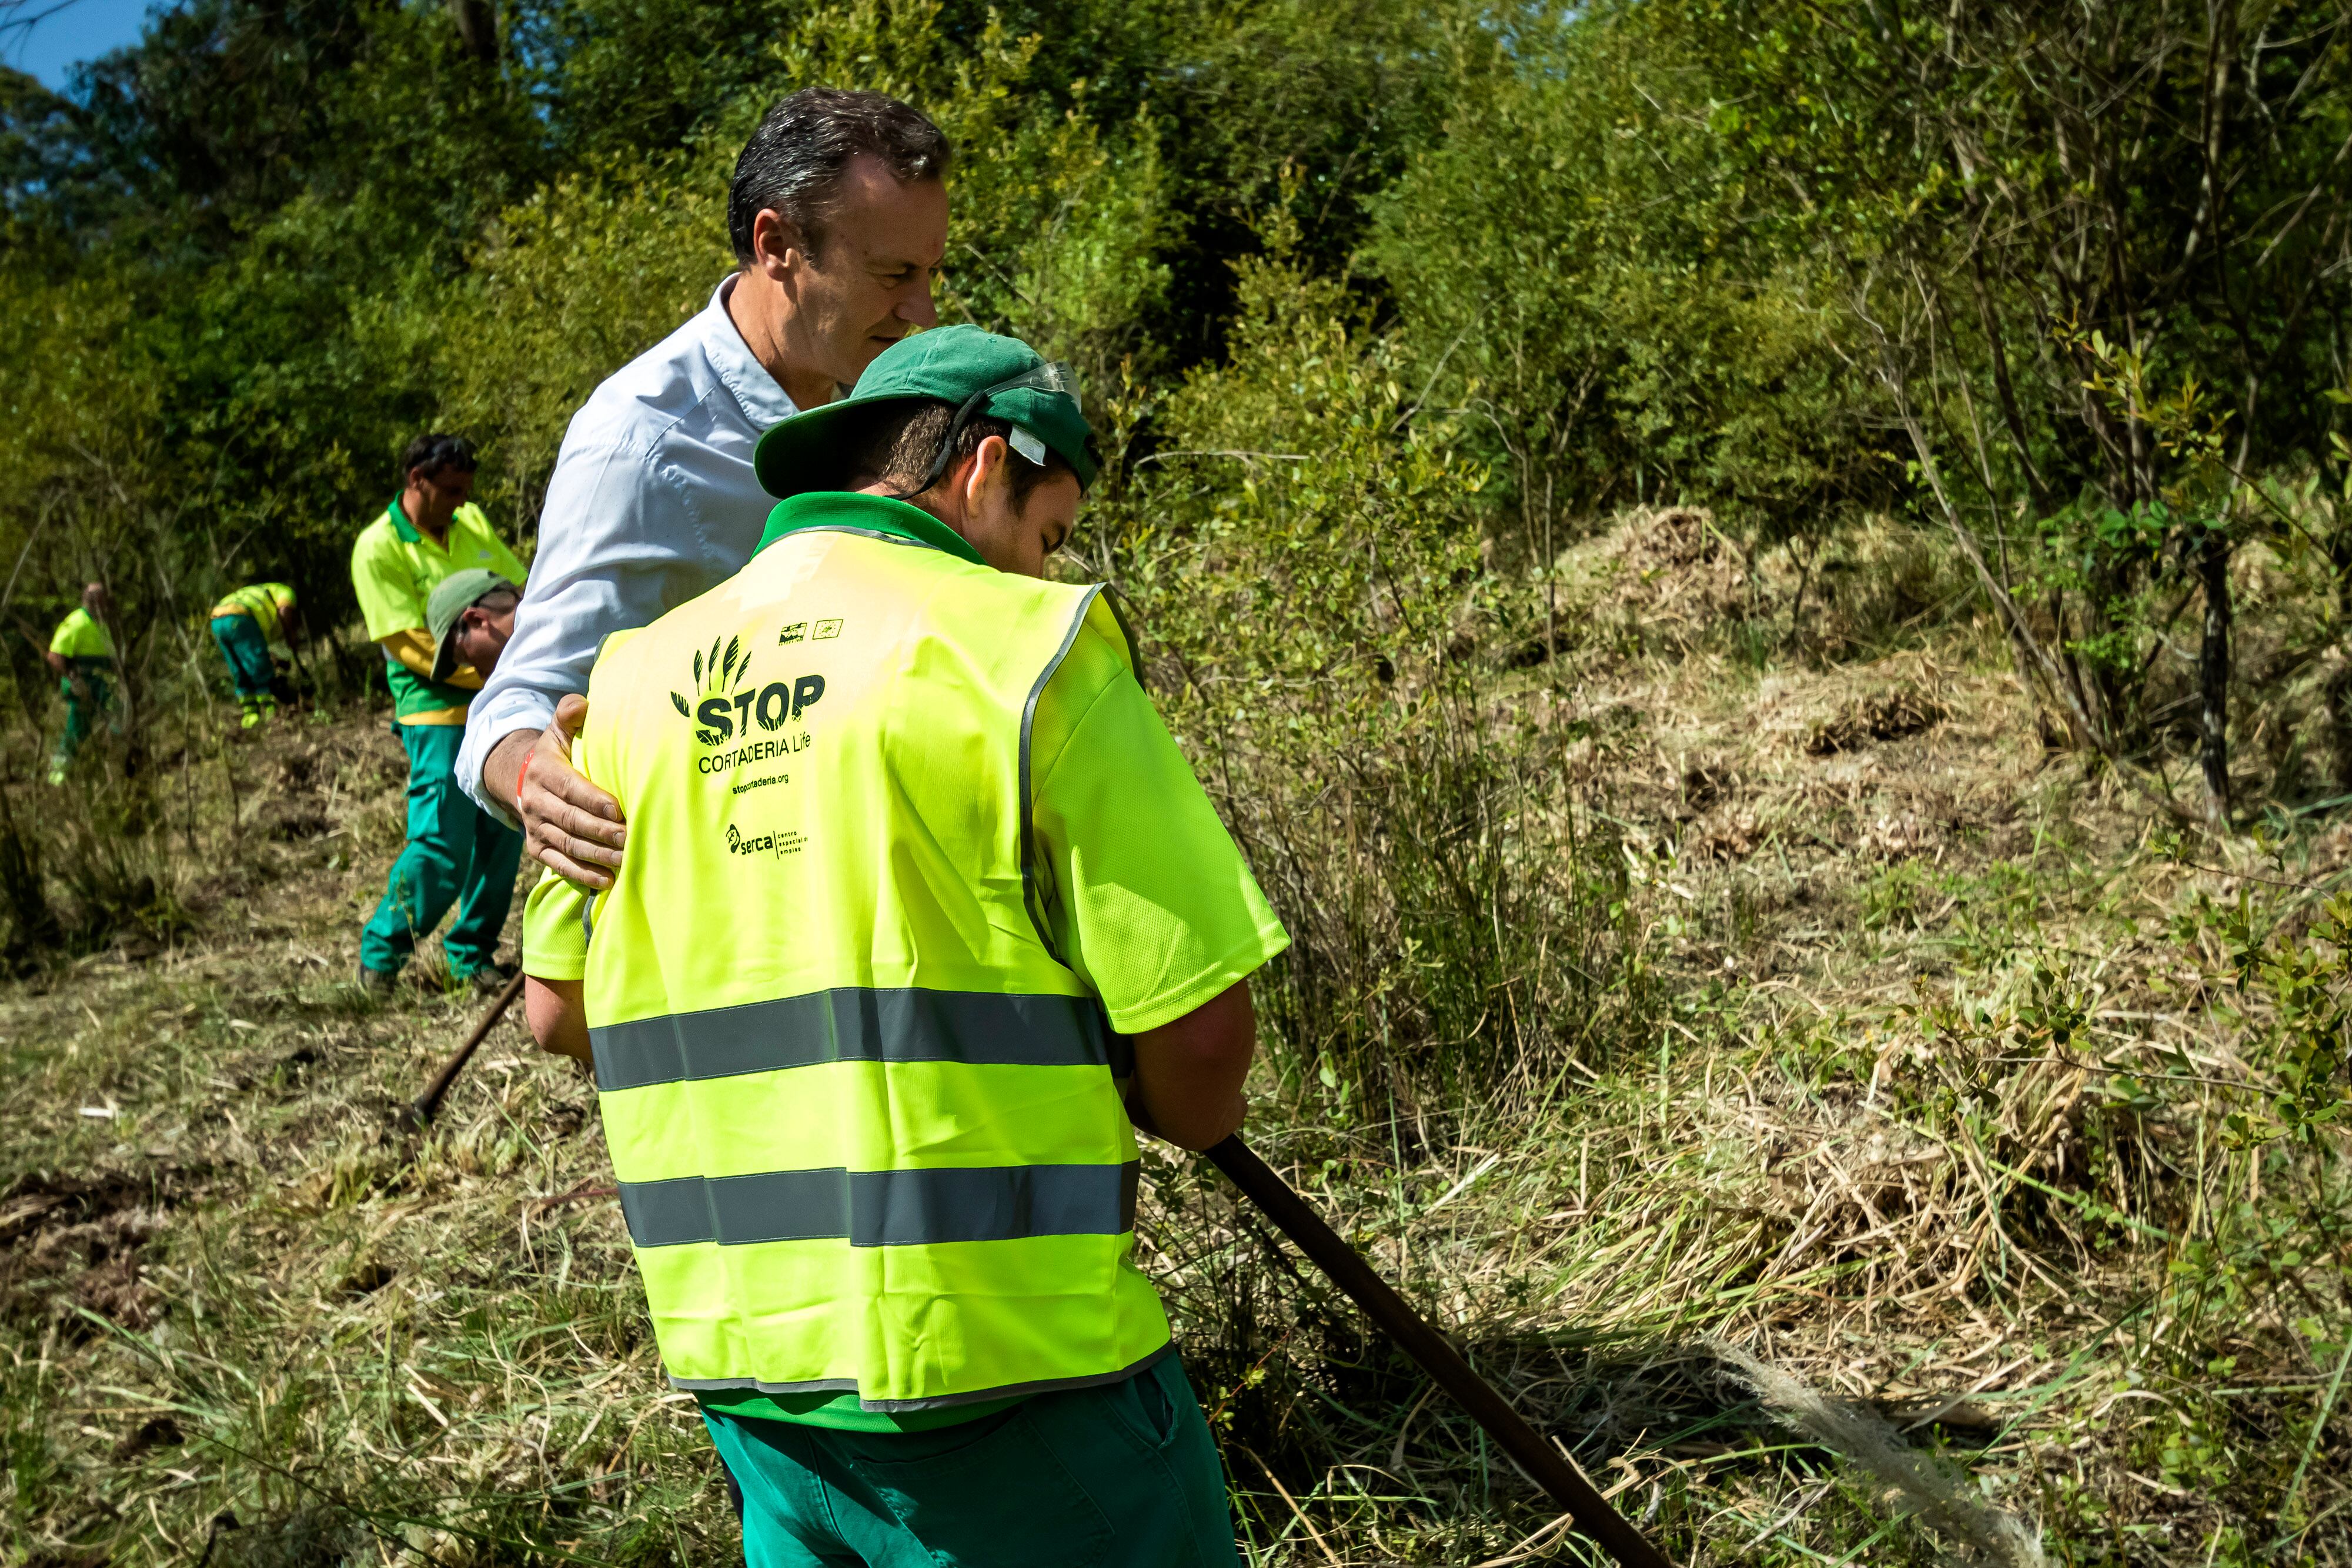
[670,634,824,745]
[726,823,803,858]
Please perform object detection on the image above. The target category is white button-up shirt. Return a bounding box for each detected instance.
[458,276,799,821]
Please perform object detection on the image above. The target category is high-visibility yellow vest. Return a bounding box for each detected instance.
[577,494,1169,1412]
[48,607,113,663]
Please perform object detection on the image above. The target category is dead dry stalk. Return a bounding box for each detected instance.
[1708,1338,2046,1568]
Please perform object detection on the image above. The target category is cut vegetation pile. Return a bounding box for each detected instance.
[4,509,2347,1567]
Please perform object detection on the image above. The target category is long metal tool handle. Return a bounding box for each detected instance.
[402,971,527,1128]
[1205,1135,1675,1568]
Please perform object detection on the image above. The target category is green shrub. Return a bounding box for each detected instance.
[1104,246,1656,1103]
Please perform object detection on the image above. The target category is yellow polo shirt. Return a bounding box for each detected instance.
[350,499,526,725]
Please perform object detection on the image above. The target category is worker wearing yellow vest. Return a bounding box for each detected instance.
[350,434,530,994]
[208,581,299,727]
[42,583,118,785]
[521,327,1287,1566]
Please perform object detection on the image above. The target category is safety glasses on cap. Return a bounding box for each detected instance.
[912,359,1082,493]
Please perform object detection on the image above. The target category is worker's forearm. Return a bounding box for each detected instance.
[379,630,436,680]
[380,629,482,688]
[525,977,592,1063]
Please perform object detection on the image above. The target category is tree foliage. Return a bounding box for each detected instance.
[2,0,2349,828]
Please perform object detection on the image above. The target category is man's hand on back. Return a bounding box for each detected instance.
[487,694,629,888]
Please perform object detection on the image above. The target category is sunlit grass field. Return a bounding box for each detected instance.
[5,527,2350,1566]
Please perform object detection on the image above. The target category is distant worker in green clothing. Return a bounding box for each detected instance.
[209,581,300,727]
[349,433,530,994]
[44,583,118,785]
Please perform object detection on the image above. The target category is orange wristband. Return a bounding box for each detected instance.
[517,751,533,801]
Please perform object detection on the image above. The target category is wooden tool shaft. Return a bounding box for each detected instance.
[1205,1135,1674,1568]
[407,970,527,1125]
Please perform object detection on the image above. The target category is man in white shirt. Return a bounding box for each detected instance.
[458,87,951,881]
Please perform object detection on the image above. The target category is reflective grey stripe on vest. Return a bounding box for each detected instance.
[1018,584,1107,968]
[590,988,1125,1092]
[619,1161,1141,1248]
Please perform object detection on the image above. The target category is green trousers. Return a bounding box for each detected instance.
[211,612,276,703]
[359,721,521,979]
[702,1354,1243,1568]
[51,664,112,779]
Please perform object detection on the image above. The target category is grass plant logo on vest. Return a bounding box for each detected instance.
[668,630,825,777]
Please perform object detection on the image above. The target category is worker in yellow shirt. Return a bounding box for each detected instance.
[521,329,1285,1566]
[208,581,299,727]
[349,434,529,993]
[44,583,118,785]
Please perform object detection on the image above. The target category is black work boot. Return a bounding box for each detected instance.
[465,958,520,995]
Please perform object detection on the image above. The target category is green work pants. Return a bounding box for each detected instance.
[51,664,112,777]
[702,1353,1242,1568]
[211,612,276,702]
[359,721,521,979]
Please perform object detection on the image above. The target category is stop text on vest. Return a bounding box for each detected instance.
[695,676,826,745]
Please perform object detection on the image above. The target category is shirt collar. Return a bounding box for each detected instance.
[757,492,987,569]
[387,495,423,544]
[703,275,801,432]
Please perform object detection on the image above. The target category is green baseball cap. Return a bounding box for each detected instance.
[426,569,519,681]
[753,325,1100,500]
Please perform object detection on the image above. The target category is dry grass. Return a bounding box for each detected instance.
[1,521,2347,1566]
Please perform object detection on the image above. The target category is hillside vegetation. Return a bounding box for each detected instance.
[5,1,2352,1564]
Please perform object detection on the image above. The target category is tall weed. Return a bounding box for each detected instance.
[1105,249,1658,1109]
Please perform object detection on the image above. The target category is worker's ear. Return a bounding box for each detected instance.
[962,435,1012,512]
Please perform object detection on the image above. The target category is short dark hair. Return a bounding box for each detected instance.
[728,88,951,265]
[842,400,1079,509]
[400,433,477,482]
